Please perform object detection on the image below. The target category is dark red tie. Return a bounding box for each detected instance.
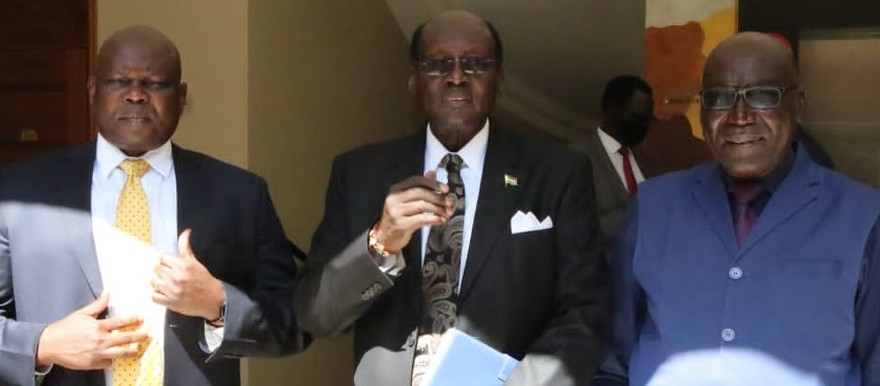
[730,183,764,245]
[617,147,638,197]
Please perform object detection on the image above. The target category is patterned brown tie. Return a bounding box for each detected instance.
[113,159,163,385]
[411,154,465,385]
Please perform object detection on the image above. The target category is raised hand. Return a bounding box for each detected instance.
[151,229,226,321]
[371,170,454,253]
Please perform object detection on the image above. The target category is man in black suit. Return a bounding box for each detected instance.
[296,10,607,385]
[0,26,303,386]
[570,75,655,257]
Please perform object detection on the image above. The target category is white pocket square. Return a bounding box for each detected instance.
[510,210,554,234]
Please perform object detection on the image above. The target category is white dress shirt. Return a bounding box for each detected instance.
[91,134,221,384]
[597,127,645,186]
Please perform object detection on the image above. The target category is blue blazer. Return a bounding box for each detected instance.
[599,146,880,386]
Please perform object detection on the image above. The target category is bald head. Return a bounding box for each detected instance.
[703,32,798,87]
[410,10,503,64]
[97,25,182,82]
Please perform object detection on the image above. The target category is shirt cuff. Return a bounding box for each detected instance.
[204,323,225,352]
[367,245,403,275]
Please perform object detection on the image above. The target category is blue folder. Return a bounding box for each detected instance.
[422,328,520,386]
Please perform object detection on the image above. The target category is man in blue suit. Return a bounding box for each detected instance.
[593,32,880,386]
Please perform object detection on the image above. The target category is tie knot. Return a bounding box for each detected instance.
[730,182,764,206]
[119,159,150,178]
[440,153,464,174]
[617,146,630,157]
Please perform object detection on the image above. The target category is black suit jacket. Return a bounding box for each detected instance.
[0,142,303,386]
[296,126,609,385]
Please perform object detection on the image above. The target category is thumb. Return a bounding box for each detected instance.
[178,228,194,258]
[78,292,110,317]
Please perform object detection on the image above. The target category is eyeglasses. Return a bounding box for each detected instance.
[699,85,797,110]
[414,56,497,77]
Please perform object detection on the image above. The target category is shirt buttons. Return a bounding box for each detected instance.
[721,328,736,342]
[729,267,743,280]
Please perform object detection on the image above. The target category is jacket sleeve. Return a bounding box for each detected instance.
[294,156,397,337]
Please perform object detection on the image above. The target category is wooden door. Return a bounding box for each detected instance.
[0,0,93,166]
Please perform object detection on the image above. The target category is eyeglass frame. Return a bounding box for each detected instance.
[413,55,498,77]
[699,84,799,110]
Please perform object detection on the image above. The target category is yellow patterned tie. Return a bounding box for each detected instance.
[113,159,163,386]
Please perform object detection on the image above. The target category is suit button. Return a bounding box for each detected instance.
[721,328,736,342]
[729,267,743,280]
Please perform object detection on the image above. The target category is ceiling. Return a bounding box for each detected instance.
[385,0,647,140]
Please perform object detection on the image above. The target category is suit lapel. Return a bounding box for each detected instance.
[458,128,520,301]
[172,145,223,275]
[740,149,819,254]
[59,143,103,297]
[691,164,740,258]
[588,130,630,202]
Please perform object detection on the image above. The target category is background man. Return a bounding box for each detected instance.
[0,26,303,386]
[296,10,607,386]
[594,32,880,385]
[571,75,655,255]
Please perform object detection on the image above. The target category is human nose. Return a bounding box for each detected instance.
[725,92,754,126]
[123,82,149,104]
[445,59,468,86]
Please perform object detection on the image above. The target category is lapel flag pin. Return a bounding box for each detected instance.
[504,174,518,188]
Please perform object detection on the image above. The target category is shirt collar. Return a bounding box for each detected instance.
[597,126,625,155]
[425,120,490,172]
[96,133,174,180]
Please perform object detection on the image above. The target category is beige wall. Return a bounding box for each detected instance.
[246,0,414,385]
[97,0,250,168]
[98,0,414,385]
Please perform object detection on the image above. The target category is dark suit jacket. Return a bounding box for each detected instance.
[0,143,303,386]
[570,129,654,255]
[296,126,609,385]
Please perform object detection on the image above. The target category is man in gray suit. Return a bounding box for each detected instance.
[0,26,303,385]
[571,75,655,254]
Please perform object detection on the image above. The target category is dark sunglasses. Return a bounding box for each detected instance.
[414,56,497,77]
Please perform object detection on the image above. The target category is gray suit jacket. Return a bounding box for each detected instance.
[0,143,304,386]
[297,127,609,385]
[570,129,654,255]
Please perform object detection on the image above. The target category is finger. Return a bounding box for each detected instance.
[389,175,446,194]
[77,292,110,317]
[393,199,451,219]
[424,170,449,194]
[99,342,148,360]
[105,330,151,348]
[178,228,194,258]
[158,253,184,271]
[151,291,172,308]
[100,316,143,332]
[392,186,449,207]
